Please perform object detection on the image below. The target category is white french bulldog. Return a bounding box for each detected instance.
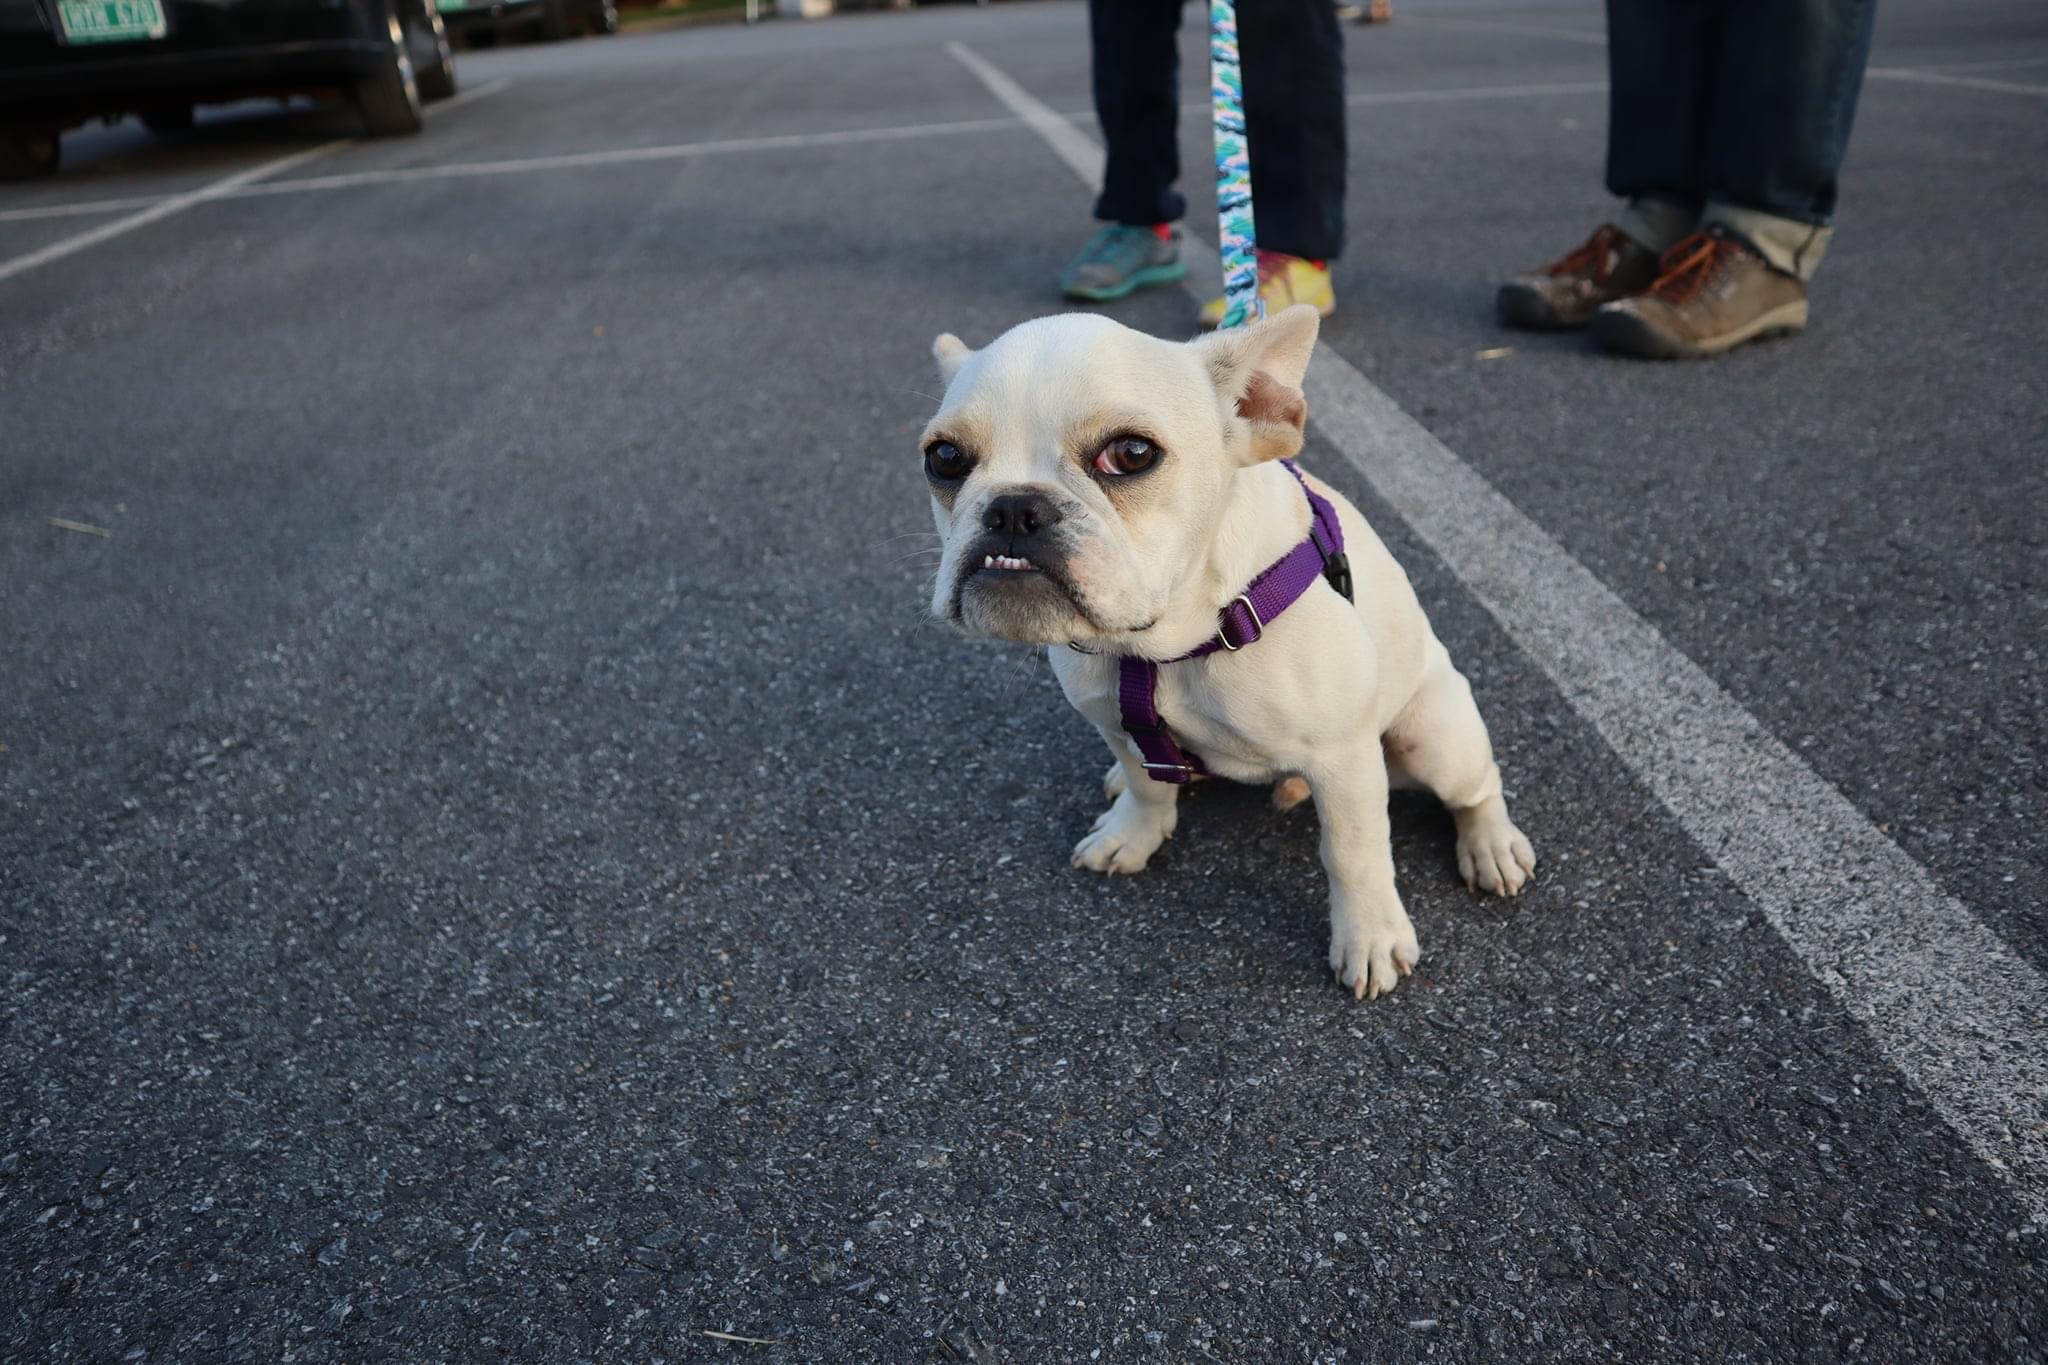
[920,304,1534,999]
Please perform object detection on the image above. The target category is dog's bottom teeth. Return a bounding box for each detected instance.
[984,554,1039,572]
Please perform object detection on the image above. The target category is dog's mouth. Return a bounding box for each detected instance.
[946,542,1101,642]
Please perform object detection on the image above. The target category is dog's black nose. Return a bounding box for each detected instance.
[982,491,1062,539]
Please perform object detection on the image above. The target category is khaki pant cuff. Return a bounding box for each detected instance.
[1702,204,1832,282]
[1617,197,1697,255]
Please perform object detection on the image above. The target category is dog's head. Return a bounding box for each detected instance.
[919,304,1320,645]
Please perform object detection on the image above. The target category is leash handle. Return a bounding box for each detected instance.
[1209,0,1260,331]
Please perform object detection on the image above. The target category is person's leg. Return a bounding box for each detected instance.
[1063,0,1188,300]
[1588,0,1876,356]
[1091,0,1186,229]
[1497,0,1716,330]
[1604,0,1720,253]
[1237,0,1345,260]
[1699,0,1879,280]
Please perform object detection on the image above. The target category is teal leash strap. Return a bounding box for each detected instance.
[1209,0,1260,329]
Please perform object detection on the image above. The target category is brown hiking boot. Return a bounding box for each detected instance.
[1592,226,1809,359]
[1497,224,1660,330]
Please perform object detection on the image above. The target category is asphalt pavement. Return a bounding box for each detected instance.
[3,1,2045,1360]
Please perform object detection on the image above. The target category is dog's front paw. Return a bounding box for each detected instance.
[1072,792,1175,875]
[1328,903,1420,1001]
[1455,806,1537,897]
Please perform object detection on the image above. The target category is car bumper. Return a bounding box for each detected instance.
[0,0,392,122]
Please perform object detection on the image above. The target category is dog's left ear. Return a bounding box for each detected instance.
[1193,303,1320,465]
[932,333,974,385]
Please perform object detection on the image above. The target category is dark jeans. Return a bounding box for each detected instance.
[1606,0,1879,226]
[1090,0,1346,260]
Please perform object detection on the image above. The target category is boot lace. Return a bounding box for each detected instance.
[1543,224,1630,284]
[1644,230,1745,306]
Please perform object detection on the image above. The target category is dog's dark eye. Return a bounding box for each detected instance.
[925,440,973,482]
[1092,436,1159,477]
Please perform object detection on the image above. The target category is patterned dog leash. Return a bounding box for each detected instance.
[1111,20,1354,783]
[1208,0,1261,330]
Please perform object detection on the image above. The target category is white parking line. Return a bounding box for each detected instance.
[1396,15,2048,99]
[1129,78,1611,126]
[430,75,515,114]
[0,113,1030,229]
[0,77,1621,231]
[0,193,169,225]
[1346,78,1608,107]
[233,114,1031,196]
[5,50,2028,238]
[1903,56,2048,74]
[1404,15,1607,46]
[947,43,1103,182]
[1869,67,2048,97]
[0,139,346,286]
[949,40,2048,1225]
[0,79,510,271]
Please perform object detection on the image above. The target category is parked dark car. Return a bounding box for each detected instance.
[0,0,458,179]
[438,0,612,47]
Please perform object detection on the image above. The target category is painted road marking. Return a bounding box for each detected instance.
[1869,67,2048,97]
[3,54,2033,235]
[0,80,511,271]
[0,194,170,225]
[949,39,2048,1224]
[0,140,347,286]
[1400,13,2048,97]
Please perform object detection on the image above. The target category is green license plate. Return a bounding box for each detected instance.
[55,0,169,44]
[437,0,469,10]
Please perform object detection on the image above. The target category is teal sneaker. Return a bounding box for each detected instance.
[1059,224,1186,302]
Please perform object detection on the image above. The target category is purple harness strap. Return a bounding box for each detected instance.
[1117,462,1350,783]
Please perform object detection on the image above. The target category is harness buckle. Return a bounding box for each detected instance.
[1218,594,1264,651]
[1323,550,1353,602]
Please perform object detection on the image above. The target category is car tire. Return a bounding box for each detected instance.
[142,105,196,136]
[538,0,568,41]
[588,0,617,35]
[354,10,425,137]
[412,5,458,101]
[0,126,60,180]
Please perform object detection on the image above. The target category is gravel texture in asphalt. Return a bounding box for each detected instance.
[3,1,2044,1360]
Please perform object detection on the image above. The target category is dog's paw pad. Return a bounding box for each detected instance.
[1329,916,1420,1001]
[1457,819,1537,898]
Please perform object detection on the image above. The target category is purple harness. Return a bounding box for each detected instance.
[1117,461,1352,783]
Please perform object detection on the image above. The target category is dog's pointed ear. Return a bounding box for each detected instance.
[1194,303,1320,465]
[932,333,974,385]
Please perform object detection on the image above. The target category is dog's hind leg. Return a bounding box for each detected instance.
[1271,775,1312,811]
[1382,646,1536,897]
